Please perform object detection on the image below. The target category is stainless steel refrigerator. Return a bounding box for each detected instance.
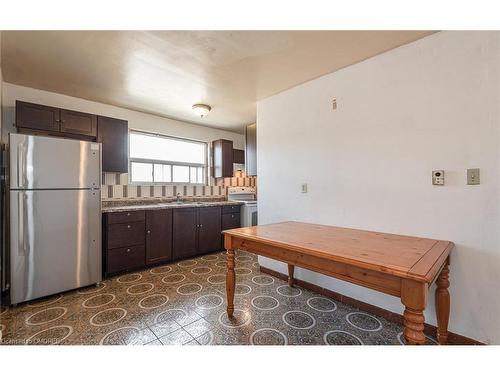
[9,133,102,304]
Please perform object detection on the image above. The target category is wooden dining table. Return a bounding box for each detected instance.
[223,221,453,345]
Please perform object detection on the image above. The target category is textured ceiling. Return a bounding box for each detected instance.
[1,31,434,132]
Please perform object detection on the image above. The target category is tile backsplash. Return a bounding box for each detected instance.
[101,173,224,199]
[215,170,257,195]
[101,170,256,200]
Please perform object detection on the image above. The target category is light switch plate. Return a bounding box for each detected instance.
[467,168,480,185]
[301,183,308,193]
[432,170,445,185]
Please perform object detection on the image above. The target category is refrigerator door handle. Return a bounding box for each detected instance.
[18,192,26,256]
[17,143,25,188]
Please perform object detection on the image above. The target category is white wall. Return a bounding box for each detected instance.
[1,83,244,147]
[257,31,500,344]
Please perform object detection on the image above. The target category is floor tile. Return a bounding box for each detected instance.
[0,249,430,346]
[158,328,194,345]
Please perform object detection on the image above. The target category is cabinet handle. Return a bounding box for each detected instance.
[147,230,151,234]
[127,225,131,229]
[199,224,203,228]
[231,215,234,218]
[126,248,131,253]
[127,213,131,216]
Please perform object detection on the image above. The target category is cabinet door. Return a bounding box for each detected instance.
[16,101,60,132]
[245,124,257,176]
[60,109,97,137]
[97,116,129,173]
[233,149,245,164]
[198,206,222,254]
[172,208,198,260]
[213,139,233,178]
[146,209,173,265]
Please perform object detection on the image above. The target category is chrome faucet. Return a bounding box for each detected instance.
[176,193,182,203]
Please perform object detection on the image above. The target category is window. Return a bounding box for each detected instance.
[129,131,207,184]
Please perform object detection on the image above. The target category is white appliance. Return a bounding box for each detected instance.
[227,187,257,227]
[9,133,102,304]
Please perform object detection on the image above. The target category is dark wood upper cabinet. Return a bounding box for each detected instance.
[213,139,233,178]
[173,208,198,260]
[60,109,97,137]
[16,101,60,132]
[198,206,222,254]
[233,149,245,164]
[97,116,129,173]
[245,124,257,176]
[146,209,173,265]
[15,102,129,172]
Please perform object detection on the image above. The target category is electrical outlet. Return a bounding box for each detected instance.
[467,168,480,185]
[432,170,445,185]
[301,183,308,193]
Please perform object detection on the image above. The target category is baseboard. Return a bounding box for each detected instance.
[260,265,484,345]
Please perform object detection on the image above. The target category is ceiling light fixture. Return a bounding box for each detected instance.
[192,103,211,118]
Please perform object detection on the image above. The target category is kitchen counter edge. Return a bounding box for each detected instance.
[101,201,244,213]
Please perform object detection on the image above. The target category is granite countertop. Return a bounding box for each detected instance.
[101,198,243,213]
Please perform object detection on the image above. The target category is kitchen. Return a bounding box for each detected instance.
[0,6,499,374]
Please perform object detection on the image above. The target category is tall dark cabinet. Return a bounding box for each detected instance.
[97,116,129,173]
[213,139,234,178]
[245,123,257,176]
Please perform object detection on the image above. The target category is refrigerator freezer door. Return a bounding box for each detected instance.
[9,133,101,190]
[10,189,101,304]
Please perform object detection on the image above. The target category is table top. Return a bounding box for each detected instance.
[223,221,453,283]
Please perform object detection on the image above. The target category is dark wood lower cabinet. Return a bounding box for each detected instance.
[172,208,198,260]
[198,207,222,254]
[104,204,238,276]
[146,209,173,265]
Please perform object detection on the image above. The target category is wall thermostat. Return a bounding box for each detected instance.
[432,170,445,185]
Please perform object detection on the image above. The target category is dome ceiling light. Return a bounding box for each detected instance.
[192,103,211,118]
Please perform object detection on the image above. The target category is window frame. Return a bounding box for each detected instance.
[128,129,208,185]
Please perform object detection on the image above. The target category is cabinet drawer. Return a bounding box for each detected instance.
[107,245,145,274]
[107,221,145,249]
[222,212,240,230]
[107,210,145,224]
[222,205,241,214]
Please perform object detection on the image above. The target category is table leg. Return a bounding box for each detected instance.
[288,264,295,287]
[401,279,427,345]
[435,261,450,344]
[226,248,236,319]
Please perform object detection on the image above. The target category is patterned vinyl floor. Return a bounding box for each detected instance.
[0,250,437,345]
